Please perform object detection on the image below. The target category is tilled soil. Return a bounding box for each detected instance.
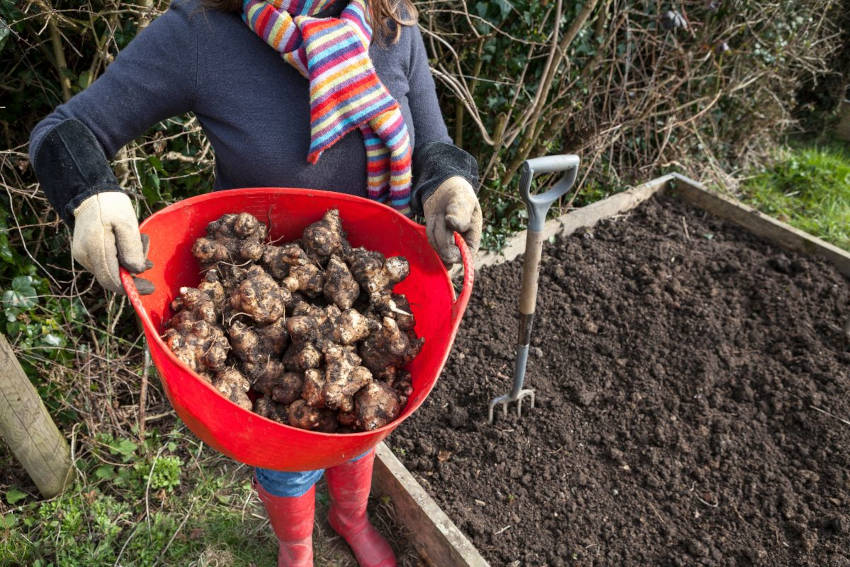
[390,194,850,566]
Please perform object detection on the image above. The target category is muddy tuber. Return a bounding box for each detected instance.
[332,308,379,346]
[268,371,304,405]
[164,286,229,378]
[164,208,424,432]
[284,341,323,371]
[288,400,338,432]
[212,368,252,410]
[355,381,401,431]
[230,265,288,325]
[163,320,229,379]
[262,242,311,280]
[282,263,324,297]
[253,397,287,423]
[370,291,416,331]
[192,212,267,266]
[324,255,360,309]
[347,248,409,297]
[360,316,423,380]
[322,344,373,412]
[302,209,347,261]
[229,319,288,364]
[301,368,325,408]
[243,358,287,390]
[197,270,227,310]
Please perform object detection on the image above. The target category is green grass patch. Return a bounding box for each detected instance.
[741,141,850,250]
[0,427,277,567]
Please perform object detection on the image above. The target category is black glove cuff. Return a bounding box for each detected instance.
[411,141,479,216]
[32,119,122,226]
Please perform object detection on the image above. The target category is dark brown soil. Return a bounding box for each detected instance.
[390,194,850,567]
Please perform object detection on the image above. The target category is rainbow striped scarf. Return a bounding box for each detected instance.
[243,0,413,213]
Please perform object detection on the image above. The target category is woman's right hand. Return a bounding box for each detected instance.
[71,192,154,295]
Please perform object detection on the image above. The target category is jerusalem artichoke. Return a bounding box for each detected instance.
[164,208,424,433]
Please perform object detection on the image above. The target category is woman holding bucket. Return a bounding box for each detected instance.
[28,0,480,565]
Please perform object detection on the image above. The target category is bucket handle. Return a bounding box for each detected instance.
[451,231,475,322]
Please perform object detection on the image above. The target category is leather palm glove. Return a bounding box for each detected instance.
[423,176,482,265]
[31,118,154,295]
[72,192,154,295]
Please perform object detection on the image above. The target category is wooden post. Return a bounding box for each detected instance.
[0,334,72,498]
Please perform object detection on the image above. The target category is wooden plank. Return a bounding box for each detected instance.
[0,334,73,498]
[667,173,850,278]
[373,442,489,567]
[475,174,671,269]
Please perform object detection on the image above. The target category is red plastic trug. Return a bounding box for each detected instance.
[121,188,473,471]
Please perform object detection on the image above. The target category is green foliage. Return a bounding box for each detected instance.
[149,456,182,492]
[741,141,850,250]
[0,427,276,567]
[0,198,85,392]
[4,489,26,506]
[88,433,184,498]
[481,195,527,251]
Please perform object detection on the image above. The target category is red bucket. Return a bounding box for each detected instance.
[121,188,473,471]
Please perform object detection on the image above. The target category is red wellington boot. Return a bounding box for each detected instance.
[254,477,315,567]
[324,450,396,567]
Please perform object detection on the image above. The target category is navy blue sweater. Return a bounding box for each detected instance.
[29,0,476,221]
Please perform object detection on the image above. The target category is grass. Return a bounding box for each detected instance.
[739,140,850,250]
[0,425,278,567]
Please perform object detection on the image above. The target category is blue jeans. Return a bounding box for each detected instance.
[255,450,371,497]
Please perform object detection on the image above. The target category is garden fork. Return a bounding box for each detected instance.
[488,154,580,424]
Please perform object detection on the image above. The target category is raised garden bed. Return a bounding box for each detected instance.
[384,175,850,566]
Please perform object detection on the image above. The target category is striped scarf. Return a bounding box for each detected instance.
[243,0,413,214]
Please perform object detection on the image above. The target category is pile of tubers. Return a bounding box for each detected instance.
[162,209,423,432]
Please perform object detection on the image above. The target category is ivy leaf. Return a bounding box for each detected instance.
[94,465,116,481]
[109,438,138,462]
[42,333,64,347]
[148,155,165,174]
[141,168,161,204]
[0,513,17,529]
[77,70,92,90]
[0,211,13,265]
[494,0,512,20]
[5,488,27,505]
[0,231,13,264]
[2,276,37,311]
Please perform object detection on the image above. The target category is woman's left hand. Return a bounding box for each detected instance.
[423,176,482,265]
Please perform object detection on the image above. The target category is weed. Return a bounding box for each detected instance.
[149,456,182,492]
[0,434,278,567]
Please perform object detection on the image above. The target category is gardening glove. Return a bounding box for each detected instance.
[71,191,155,295]
[423,176,482,265]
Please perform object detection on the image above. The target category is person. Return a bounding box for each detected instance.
[28,1,481,566]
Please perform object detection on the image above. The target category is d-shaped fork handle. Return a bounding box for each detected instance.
[520,154,581,233]
[517,154,580,320]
